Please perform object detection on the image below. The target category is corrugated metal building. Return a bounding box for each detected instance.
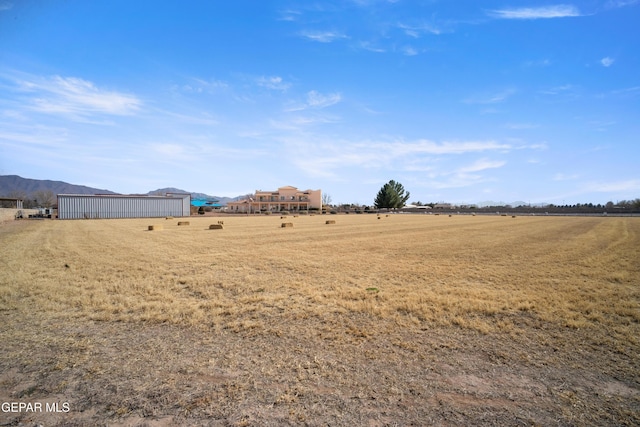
[57,193,191,219]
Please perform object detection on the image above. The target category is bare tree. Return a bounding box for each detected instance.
[32,190,56,207]
[322,192,332,208]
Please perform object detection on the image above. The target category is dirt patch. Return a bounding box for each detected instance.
[1,311,639,426]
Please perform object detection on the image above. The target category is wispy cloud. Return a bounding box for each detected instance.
[539,84,576,96]
[398,23,442,37]
[464,89,516,104]
[504,122,539,130]
[600,57,615,67]
[0,1,12,11]
[257,76,291,91]
[586,179,640,193]
[285,90,342,112]
[553,172,580,181]
[488,5,581,19]
[523,59,551,68]
[300,30,348,43]
[605,0,639,8]
[457,158,506,173]
[401,46,419,56]
[7,73,141,120]
[278,9,302,21]
[307,90,342,107]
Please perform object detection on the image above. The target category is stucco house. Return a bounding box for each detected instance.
[227,186,322,213]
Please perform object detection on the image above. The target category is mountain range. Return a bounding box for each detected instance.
[0,175,236,205]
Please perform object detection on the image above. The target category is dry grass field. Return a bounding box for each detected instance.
[1,214,639,426]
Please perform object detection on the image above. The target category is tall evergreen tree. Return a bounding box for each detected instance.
[374,180,410,209]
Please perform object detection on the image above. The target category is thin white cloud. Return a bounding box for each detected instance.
[504,123,539,130]
[553,173,580,181]
[586,179,640,193]
[374,140,512,155]
[523,59,551,68]
[357,41,386,53]
[9,74,141,119]
[286,90,342,112]
[0,1,12,11]
[600,57,615,67]
[284,138,515,179]
[464,89,516,104]
[457,159,506,173]
[488,5,581,19]
[402,46,419,56]
[398,23,442,37]
[300,30,348,43]
[257,76,291,91]
[539,84,575,95]
[605,0,639,8]
[189,78,228,92]
[278,9,302,21]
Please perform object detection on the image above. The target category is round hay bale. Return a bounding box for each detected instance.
[377,216,381,220]
[512,215,517,218]
[281,222,293,228]
[177,221,190,226]
[209,224,224,230]
[325,220,336,224]
[148,225,163,231]
[165,216,174,220]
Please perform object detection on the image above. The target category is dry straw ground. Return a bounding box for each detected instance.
[1,214,639,426]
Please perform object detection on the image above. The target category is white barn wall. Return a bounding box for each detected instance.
[58,194,190,220]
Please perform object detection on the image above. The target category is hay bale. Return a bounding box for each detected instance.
[209,224,223,230]
[325,220,336,224]
[148,225,163,231]
[280,216,287,219]
[281,222,293,228]
[218,220,224,225]
[165,216,174,220]
[377,217,381,220]
[177,221,190,226]
[512,215,517,218]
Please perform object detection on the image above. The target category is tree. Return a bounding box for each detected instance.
[32,190,55,207]
[322,192,332,207]
[374,180,410,209]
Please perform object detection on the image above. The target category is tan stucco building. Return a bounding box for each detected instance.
[227,186,322,213]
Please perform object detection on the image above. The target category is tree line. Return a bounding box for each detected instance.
[0,190,56,208]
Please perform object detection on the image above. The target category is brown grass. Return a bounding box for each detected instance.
[1,215,638,425]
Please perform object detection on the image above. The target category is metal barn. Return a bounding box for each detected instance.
[57,193,191,220]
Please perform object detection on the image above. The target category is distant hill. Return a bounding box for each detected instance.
[0,175,118,197]
[0,176,236,206]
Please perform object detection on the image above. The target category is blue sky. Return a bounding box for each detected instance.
[1,0,638,205]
